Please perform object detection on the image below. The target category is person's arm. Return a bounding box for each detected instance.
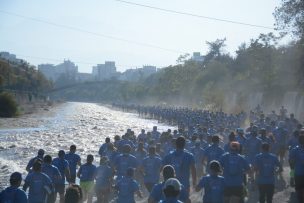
[25,159,33,172]
[23,180,29,192]
[77,166,81,179]
[136,190,143,198]
[77,156,81,166]
[65,166,71,183]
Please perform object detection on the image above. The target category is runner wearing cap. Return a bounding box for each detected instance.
[160,178,183,203]
[148,165,190,203]
[0,172,27,203]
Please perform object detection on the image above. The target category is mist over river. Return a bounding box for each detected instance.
[0,102,175,189]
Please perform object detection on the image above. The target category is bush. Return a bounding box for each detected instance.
[0,92,18,117]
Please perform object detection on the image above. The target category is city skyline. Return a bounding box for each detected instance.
[0,0,283,73]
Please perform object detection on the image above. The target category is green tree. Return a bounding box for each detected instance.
[274,0,304,38]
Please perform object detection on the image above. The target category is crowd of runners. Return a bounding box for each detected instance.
[0,104,304,203]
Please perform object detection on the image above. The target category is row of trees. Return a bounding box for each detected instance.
[0,60,52,117]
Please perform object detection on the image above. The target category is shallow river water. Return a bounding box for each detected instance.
[0,102,174,189]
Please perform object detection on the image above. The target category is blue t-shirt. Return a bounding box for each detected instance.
[65,152,81,175]
[220,152,250,187]
[98,143,109,156]
[190,146,205,167]
[52,157,69,184]
[289,145,304,176]
[26,155,43,172]
[273,127,288,147]
[0,186,28,203]
[244,136,262,164]
[78,163,96,181]
[41,163,62,184]
[116,177,139,203]
[162,149,195,188]
[149,181,188,202]
[204,144,225,164]
[24,172,52,203]
[134,150,147,166]
[95,164,113,188]
[197,175,225,203]
[142,155,162,184]
[254,152,280,184]
[114,154,138,179]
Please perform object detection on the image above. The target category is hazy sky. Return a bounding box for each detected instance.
[0,0,282,73]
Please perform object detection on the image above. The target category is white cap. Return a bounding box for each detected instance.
[163,178,181,191]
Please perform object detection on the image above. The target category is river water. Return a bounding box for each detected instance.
[0,102,175,189]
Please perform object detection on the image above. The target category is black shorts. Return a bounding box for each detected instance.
[295,175,304,191]
[55,184,65,194]
[69,174,76,183]
[224,186,244,197]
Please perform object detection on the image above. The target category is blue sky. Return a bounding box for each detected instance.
[0,0,282,73]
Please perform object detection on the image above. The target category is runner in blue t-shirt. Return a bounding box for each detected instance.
[113,144,138,181]
[42,155,61,203]
[0,172,27,203]
[52,150,70,203]
[26,149,44,172]
[289,131,304,203]
[148,165,190,203]
[160,178,183,203]
[95,156,113,203]
[190,140,205,178]
[273,121,288,166]
[244,126,262,165]
[162,136,196,192]
[196,160,225,203]
[254,143,281,203]
[77,154,96,203]
[98,137,111,156]
[115,167,142,203]
[65,145,81,183]
[23,160,53,203]
[141,146,162,192]
[204,135,225,168]
[219,142,250,203]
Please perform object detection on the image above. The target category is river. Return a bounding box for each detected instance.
[0,102,175,190]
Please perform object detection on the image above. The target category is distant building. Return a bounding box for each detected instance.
[191,52,204,62]
[142,65,157,76]
[0,52,23,64]
[92,61,117,81]
[38,64,56,81]
[38,60,78,82]
[119,65,157,81]
[76,72,94,82]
